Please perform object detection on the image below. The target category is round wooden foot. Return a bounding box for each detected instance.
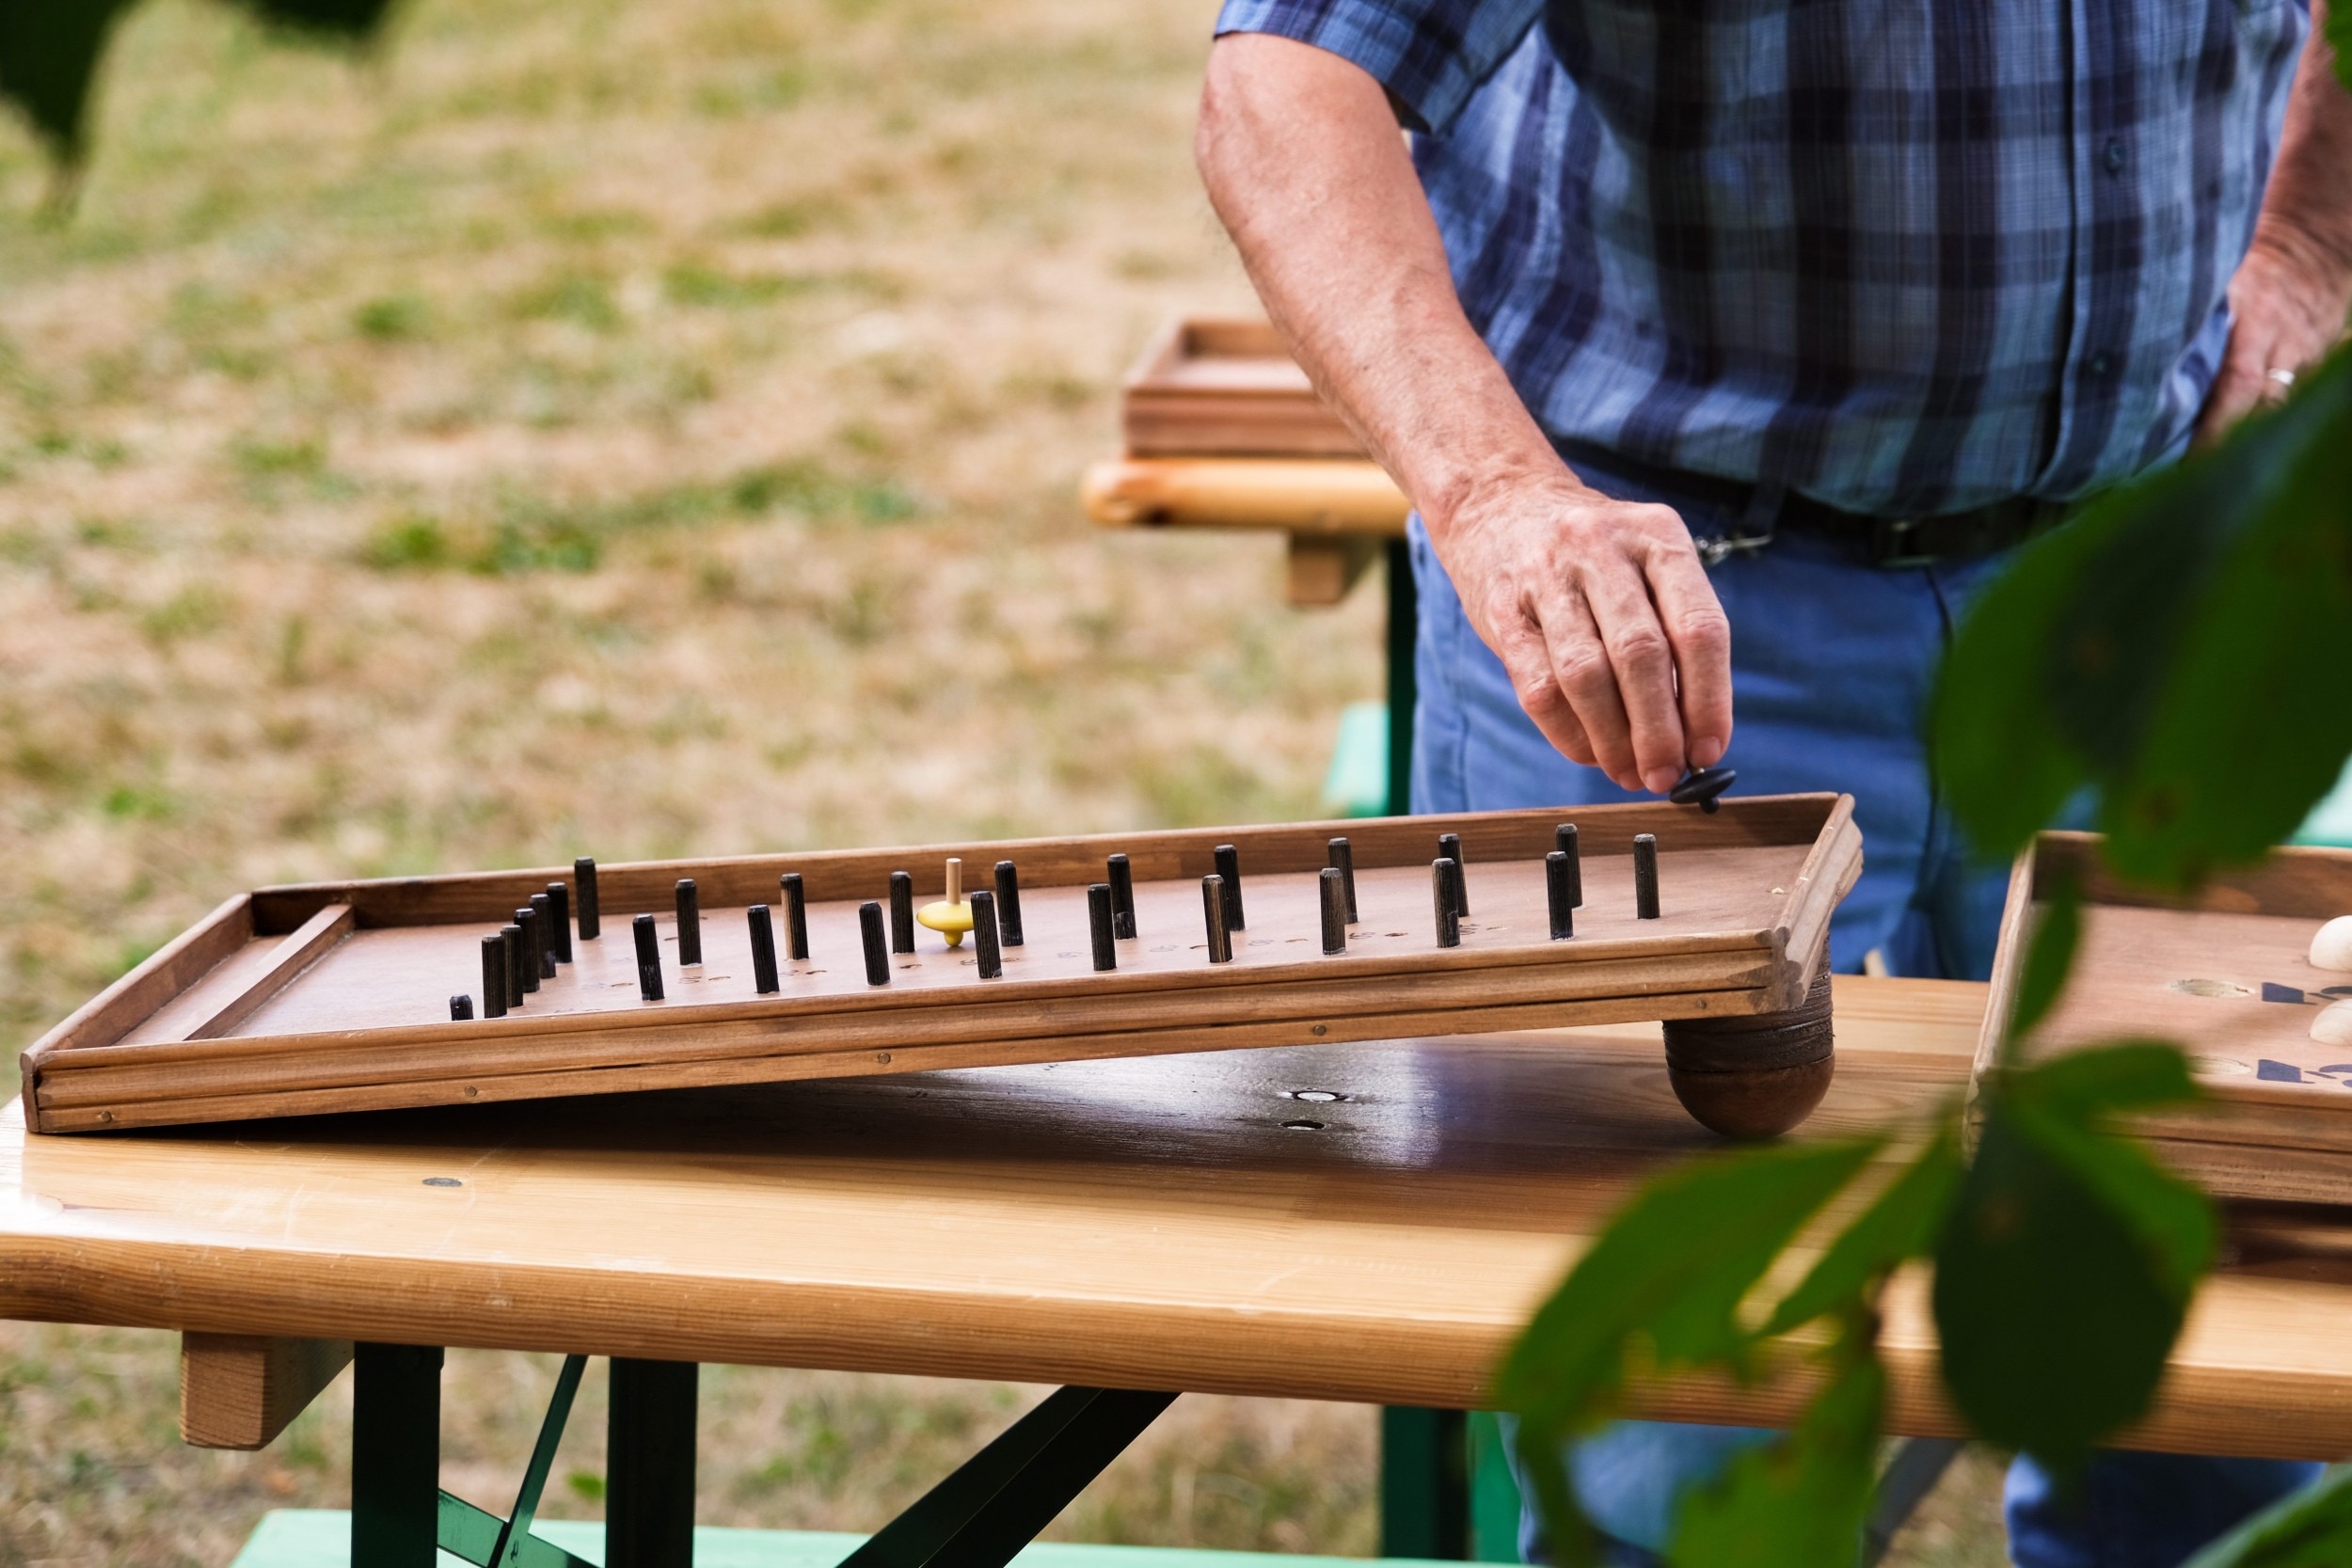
[1661,971,1835,1140]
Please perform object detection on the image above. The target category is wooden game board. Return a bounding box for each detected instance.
[1120,317,1363,459]
[20,795,1858,1136]
[1979,832,2352,1203]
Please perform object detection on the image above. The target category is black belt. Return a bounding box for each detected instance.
[1556,439,2074,569]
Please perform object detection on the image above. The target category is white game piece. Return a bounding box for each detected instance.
[2311,916,2352,974]
[2312,999,2352,1048]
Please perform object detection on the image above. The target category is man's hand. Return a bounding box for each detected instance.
[2195,232,2352,441]
[1197,34,1733,792]
[1438,472,1732,795]
[2196,1,2352,443]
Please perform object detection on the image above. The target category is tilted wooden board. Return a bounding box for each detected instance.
[1979,833,2352,1202]
[21,796,1858,1133]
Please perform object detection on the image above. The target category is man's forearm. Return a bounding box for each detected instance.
[1193,31,1734,794]
[1194,32,1572,531]
[2258,0,2352,298]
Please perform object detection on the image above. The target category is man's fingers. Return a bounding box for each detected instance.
[1641,540,1735,771]
[1533,590,1644,790]
[1493,617,1597,767]
[1580,564,1688,794]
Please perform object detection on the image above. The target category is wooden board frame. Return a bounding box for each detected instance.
[1979,832,2352,1202]
[1119,317,1364,459]
[21,795,1859,1135]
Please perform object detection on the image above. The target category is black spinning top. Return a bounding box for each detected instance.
[1670,767,1738,814]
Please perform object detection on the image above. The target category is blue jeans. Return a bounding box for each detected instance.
[1409,455,2320,1567]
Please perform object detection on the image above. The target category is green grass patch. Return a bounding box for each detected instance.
[353,293,431,341]
[357,462,921,578]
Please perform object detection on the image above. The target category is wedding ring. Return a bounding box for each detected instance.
[2266,368,2297,389]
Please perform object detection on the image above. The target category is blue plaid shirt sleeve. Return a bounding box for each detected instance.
[1213,0,1543,134]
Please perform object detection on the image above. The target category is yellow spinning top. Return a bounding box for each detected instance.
[916,857,976,947]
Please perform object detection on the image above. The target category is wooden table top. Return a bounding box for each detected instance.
[6,976,2350,1459]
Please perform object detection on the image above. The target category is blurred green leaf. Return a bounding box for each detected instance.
[2010,868,2081,1046]
[0,0,397,170]
[2184,1464,2352,1567]
[1761,1129,1961,1338]
[0,0,135,159]
[1934,1044,2215,1470]
[1665,1330,1884,1568]
[1932,349,2352,889]
[1498,1137,1881,1564]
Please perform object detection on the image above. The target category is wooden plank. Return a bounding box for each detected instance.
[1083,458,1407,537]
[15,978,2352,1458]
[1284,534,1381,606]
[181,1333,352,1449]
[183,905,354,1042]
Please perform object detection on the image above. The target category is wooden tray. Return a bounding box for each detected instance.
[1980,833,2352,1203]
[1120,318,1364,458]
[21,795,1859,1136]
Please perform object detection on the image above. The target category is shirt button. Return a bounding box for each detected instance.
[2089,352,2114,377]
[2103,139,2126,174]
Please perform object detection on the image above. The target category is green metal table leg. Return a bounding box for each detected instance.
[353,1342,444,1568]
[609,1358,699,1568]
[1380,1406,1469,1560]
[1384,537,1418,816]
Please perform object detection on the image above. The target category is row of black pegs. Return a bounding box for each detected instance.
[461,830,1667,1013]
[463,858,607,1020]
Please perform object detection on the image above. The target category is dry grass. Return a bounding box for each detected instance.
[0,0,2004,1561]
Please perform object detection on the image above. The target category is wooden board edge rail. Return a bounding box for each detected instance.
[181,1333,353,1450]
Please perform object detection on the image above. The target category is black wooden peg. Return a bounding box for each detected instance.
[481,932,508,1018]
[1201,874,1232,963]
[1213,844,1246,929]
[546,882,573,963]
[747,904,780,994]
[1437,833,1469,913]
[675,879,702,965]
[1327,837,1358,923]
[501,921,528,1005]
[860,900,891,985]
[971,889,1002,979]
[1634,833,1661,920]
[450,993,473,1021]
[530,893,558,977]
[632,914,664,1001]
[575,857,601,942]
[889,871,915,954]
[1319,867,1348,955]
[1433,859,1461,947]
[514,909,541,992]
[1089,883,1117,971]
[1106,854,1136,940]
[993,861,1025,946]
[780,873,810,959]
[1554,824,1582,908]
[1547,850,1577,940]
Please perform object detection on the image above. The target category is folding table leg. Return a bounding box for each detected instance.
[353,1343,445,1568]
[1380,1406,1470,1560]
[609,1358,699,1568]
[1384,538,1418,816]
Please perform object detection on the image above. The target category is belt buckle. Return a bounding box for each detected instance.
[1869,516,1939,569]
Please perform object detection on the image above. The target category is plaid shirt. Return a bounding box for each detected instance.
[1215,0,2310,515]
